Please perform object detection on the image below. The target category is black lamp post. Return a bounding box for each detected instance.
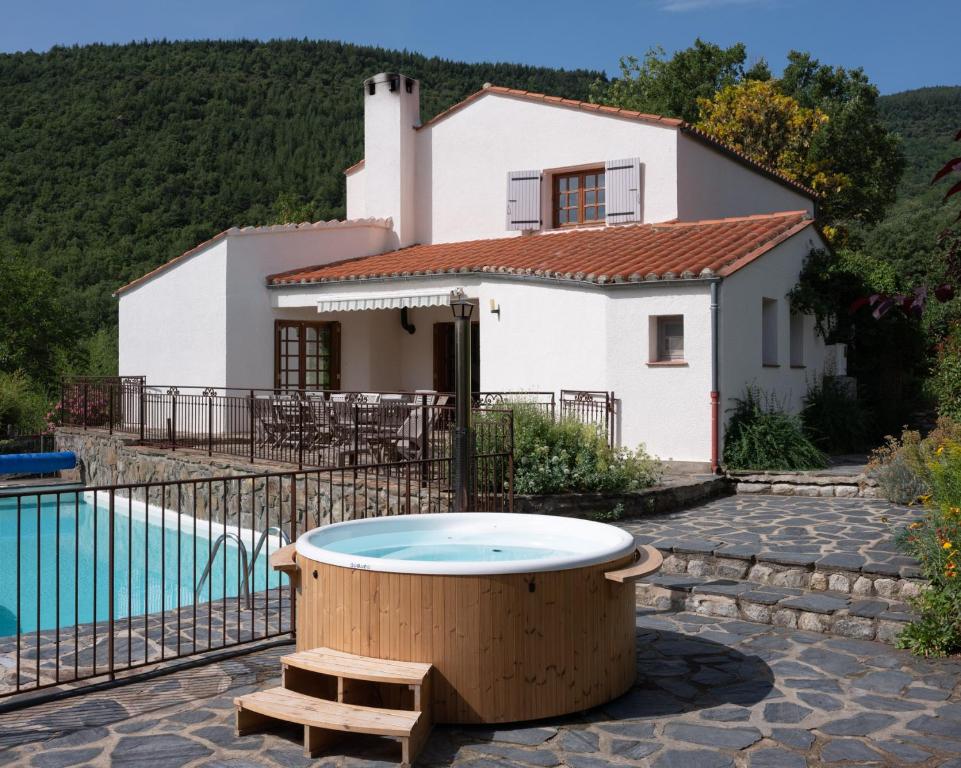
[449,289,474,513]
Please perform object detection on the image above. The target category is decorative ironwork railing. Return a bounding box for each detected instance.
[58,379,543,470]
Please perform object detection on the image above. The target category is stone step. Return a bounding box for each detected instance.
[636,574,917,645]
[635,536,925,603]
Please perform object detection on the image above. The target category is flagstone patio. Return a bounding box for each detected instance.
[1,607,958,767]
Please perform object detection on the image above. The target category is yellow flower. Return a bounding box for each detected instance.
[936,445,945,456]
[943,541,954,550]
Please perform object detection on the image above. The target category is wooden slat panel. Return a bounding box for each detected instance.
[506,170,542,231]
[235,687,420,737]
[605,157,642,224]
[295,555,638,724]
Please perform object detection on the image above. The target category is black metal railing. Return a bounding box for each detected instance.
[0,433,56,455]
[59,379,545,470]
[0,424,513,701]
[560,390,618,448]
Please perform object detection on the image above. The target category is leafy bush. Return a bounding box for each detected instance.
[894,439,961,657]
[869,417,961,504]
[801,375,871,453]
[479,405,661,495]
[930,326,961,423]
[723,386,827,471]
[0,370,52,436]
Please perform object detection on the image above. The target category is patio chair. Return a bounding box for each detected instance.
[302,392,335,449]
[254,395,284,448]
[379,398,447,462]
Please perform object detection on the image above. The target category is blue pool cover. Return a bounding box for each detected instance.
[0,451,76,475]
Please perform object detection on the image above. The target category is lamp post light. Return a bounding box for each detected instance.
[449,289,474,513]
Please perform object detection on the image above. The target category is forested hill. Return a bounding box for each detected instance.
[862,86,961,284]
[0,40,602,339]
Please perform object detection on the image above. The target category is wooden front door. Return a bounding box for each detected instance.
[433,322,480,393]
[274,320,341,391]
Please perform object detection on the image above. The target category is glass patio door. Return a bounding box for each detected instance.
[274,320,341,391]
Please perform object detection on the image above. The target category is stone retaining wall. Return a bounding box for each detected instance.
[659,550,925,602]
[515,477,730,519]
[729,470,879,498]
[55,427,448,531]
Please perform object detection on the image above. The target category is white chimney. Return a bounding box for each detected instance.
[363,73,420,247]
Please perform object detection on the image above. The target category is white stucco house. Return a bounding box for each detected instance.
[117,72,841,469]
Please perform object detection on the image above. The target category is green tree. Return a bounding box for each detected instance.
[779,52,905,230]
[0,251,70,387]
[590,39,766,123]
[696,80,847,199]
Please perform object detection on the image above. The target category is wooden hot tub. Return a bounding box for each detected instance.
[288,513,661,724]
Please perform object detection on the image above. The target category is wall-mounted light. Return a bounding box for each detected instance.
[489,299,501,319]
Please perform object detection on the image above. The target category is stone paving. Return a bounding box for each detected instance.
[618,494,919,570]
[1,608,959,767]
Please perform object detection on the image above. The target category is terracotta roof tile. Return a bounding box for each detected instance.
[267,212,814,288]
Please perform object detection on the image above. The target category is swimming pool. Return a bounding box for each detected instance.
[0,491,284,636]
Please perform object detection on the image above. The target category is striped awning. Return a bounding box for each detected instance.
[316,291,456,313]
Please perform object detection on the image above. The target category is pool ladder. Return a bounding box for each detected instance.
[196,526,291,608]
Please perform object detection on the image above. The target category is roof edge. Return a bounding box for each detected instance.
[114,217,393,297]
[716,218,818,277]
[267,211,812,289]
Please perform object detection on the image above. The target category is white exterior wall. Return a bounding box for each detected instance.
[345,167,366,219]
[224,223,395,389]
[718,229,830,447]
[413,94,680,244]
[274,275,714,463]
[606,284,713,462]
[676,135,815,221]
[118,240,228,387]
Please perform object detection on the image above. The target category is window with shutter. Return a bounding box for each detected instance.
[605,158,642,224]
[552,168,605,227]
[506,170,542,231]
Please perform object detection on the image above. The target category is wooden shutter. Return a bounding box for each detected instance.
[605,158,642,224]
[506,170,542,230]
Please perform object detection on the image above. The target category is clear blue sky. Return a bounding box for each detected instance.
[1,0,958,95]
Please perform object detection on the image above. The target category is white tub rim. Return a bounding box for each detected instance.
[295,512,636,575]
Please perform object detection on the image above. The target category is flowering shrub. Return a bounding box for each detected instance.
[476,405,662,495]
[895,439,961,657]
[869,417,961,504]
[56,383,114,427]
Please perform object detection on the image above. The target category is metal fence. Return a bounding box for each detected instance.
[560,390,618,448]
[0,417,513,701]
[0,434,56,455]
[59,379,546,470]
[60,378,617,458]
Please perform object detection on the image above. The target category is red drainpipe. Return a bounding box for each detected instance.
[710,390,720,474]
[710,281,721,474]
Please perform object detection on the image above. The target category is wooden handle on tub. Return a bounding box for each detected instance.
[604,545,662,584]
[269,543,299,575]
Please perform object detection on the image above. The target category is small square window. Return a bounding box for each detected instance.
[652,315,684,362]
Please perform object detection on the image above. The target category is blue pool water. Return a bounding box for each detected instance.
[323,532,568,562]
[0,493,283,636]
